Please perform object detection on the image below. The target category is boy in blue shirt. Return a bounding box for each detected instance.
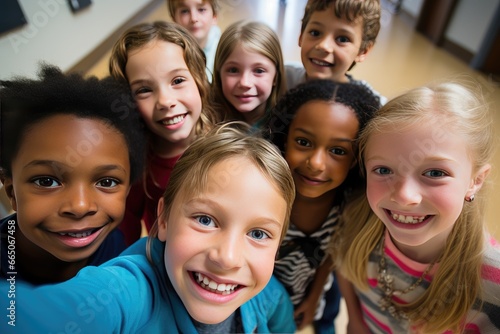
[0,123,296,333]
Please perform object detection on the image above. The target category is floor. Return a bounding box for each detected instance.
[68,1,500,333]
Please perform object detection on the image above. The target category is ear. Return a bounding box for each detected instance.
[466,164,491,199]
[355,42,374,63]
[349,157,358,170]
[157,197,168,242]
[298,32,303,47]
[1,177,17,211]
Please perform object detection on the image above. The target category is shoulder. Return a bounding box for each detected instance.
[89,228,127,265]
[284,62,306,90]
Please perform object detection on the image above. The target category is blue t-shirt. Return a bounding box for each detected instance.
[0,237,296,333]
[0,213,126,284]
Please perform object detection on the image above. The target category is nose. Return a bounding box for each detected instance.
[307,149,326,172]
[59,184,97,219]
[208,232,244,270]
[390,178,422,206]
[315,36,334,53]
[238,71,252,88]
[190,10,199,23]
[156,87,176,111]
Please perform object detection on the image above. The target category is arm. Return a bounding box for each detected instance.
[294,255,333,330]
[336,270,370,334]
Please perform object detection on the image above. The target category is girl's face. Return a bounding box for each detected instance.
[364,123,489,262]
[157,156,287,325]
[5,115,130,263]
[126,41,202,153]
[285,101,358,199]
[220,43,277,125]
[173,0,217,48]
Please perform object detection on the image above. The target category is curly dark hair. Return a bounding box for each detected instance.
[0,64,147,181]
[266,79,381,196]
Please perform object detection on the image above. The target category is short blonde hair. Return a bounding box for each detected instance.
[148,122,296,259]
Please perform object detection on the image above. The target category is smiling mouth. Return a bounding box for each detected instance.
[161,114,186,125]
[193,272,240,295]
[58,227,101,238]
[389,210,429,224]
[310,58,333,67]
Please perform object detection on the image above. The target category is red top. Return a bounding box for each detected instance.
[119,151,181,246]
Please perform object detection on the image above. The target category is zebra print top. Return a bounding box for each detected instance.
[274,205,340,307]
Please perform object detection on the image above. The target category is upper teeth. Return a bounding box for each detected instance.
[59,231,92,238]
[311,59,332,66]
[195,272,238,295]
[163,115,184,125]
[392,213,426,224]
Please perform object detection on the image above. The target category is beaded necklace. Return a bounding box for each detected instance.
[377,234,436,320]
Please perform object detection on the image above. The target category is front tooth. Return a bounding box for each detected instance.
[203,277,210,285]
[217,283,226,292]
[208,281,217,289]
[405,216,414,223]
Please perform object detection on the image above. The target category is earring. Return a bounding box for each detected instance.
[465,194,475,202]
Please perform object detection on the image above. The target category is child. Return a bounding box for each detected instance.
[286,0,386,103]
[0,123,297,333]
[266,79,381,332]
[109,21,218,245]
[0,64,146,285]
[167,0,221,81]
[211,20,286,127]
[335,82,500,333]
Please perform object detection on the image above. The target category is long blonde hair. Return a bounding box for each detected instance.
[109,20,219,133]
[336,82,494,333]
[211,20,286,123]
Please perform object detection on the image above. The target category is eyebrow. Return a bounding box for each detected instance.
[308,21,356,34]
[128,68,191,86]
[293,128,356,143]
[24,160,127,173]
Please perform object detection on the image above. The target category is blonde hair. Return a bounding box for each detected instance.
[147,122,296,260]
[109,21,219,133]
[335,82,494,333]
[211,20,286,123]
[167,0,220,18]
[301,0,381,54]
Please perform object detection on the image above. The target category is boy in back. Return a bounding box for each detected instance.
[167,0,221,81]
[286,0,385,103]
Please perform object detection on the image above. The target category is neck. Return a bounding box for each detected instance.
[291,190,336,234]
[149,132,195,158]
[242,104,266,126]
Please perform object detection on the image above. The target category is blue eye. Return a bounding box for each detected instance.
[32,177,61,188]
[424,169,447,178]
[196,215,215,227]
[374,167,392,175]
[248,229,269,240]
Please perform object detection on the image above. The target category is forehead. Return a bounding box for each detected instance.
[292,101,359,134]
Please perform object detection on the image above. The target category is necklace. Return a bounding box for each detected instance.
[377,235,435,320]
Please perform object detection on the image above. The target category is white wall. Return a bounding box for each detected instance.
[401,0,424,17]
[445,0,499,53]
[0,0,156,79]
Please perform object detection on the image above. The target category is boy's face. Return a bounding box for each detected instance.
[298,8,371,83]
[4,114,130,262]
[157,156,287,324]
[285,101,358,199]
[173,0,217,48]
